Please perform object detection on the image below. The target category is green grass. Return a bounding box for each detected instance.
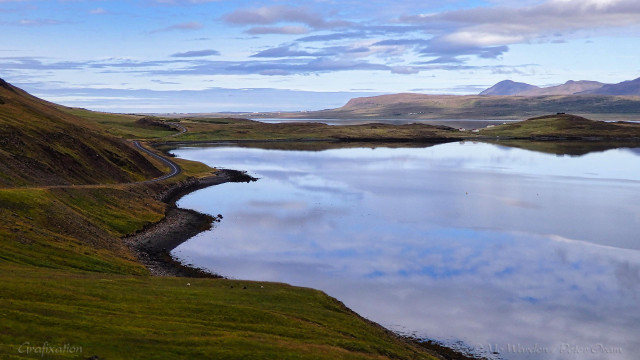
[62,108,177,139]
[0,264,435,360]
[480,114,640,138]
[162,118,464,142]
[0,186,164,274]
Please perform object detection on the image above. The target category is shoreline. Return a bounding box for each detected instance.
[123,168,481,360]
[122,152,481,360]
[124,169,256,278]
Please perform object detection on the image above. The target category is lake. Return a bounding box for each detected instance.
[252,117,518,129]
[171,142,640,360]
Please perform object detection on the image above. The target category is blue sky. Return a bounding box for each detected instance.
[2,0,639,112]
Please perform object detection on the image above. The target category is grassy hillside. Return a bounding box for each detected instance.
[480,114,640,139]
[0,80,444,359]
[0,185,166,275]
[0,79,164,186]
[0,265,436,360]
[61,107,178,139]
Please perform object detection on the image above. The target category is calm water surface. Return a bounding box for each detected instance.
[253,118,517,129]
[172,142,640,360]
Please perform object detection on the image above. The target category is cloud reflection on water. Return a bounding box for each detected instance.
[173,143,640,360]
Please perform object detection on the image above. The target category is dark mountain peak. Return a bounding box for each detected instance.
[0,78,17,93]
[479,80,539,95]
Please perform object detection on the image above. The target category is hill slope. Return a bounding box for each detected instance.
[0,78,162,186]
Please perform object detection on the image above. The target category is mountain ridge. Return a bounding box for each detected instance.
[479,77,640,96]
[581,77,640,95]
[288,93,640,120]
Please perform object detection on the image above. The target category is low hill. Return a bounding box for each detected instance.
[294,93,640,120]
[479,80,539,95]
[582,77,640,95]
[0,78,162,186]
[480,114,640,139]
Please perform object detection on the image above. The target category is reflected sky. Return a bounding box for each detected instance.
[253,118,518,129]
[172,143,640,360]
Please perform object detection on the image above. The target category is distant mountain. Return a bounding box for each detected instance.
[520,80,605,96]
[292,93,640,120]
[479,80,539,95]
[581,77,640,95]
[480,77,640,96]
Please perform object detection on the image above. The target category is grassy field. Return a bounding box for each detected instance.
[0,264,436,360]
[152,117,465,142]
[61,108,178,139]
[0,185,163,274]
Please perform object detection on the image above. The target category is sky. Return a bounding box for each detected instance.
[1,0,640,113]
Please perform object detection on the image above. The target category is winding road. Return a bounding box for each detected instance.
[131,121,189,183]
[1,123,187,190]
[133,141,181,183]
[167,122,188,136]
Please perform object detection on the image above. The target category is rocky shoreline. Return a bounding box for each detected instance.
[124,169,256,277]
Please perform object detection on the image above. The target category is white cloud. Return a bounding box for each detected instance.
[224,5,351,30]
[247,26,310,35]
[442,31,526,47]
[392,0,640,61]
[89,8,107,15]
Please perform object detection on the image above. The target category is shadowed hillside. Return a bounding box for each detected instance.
[480,114,640,139]
[0,78,163,186]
